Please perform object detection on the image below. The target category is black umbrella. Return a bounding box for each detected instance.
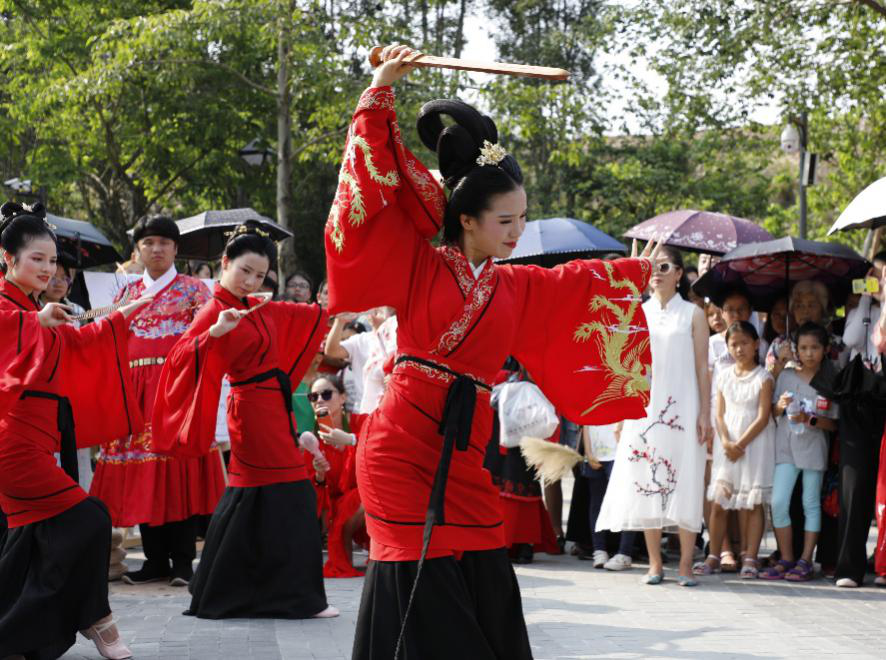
[175,208,292,260]
[125,208,293,260]
[692,236,871,311]
[47,213,123,268]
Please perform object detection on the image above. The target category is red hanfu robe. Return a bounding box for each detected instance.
[150,284,328,488]
[89,274,225,527]
[325,86,654,561]
[0,277,143,528]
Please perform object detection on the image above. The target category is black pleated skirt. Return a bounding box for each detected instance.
[353,547,533,660]
[186,480,328,619]
[0,496,111,660]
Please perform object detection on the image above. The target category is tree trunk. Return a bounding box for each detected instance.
[276,2,296,276]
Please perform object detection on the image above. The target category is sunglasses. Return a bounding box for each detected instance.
[307,389,335,403]
[655,262,679,274]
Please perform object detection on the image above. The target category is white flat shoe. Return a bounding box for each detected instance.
[835,577,859,588]
[80,618,132,659]
[312,605,340,618]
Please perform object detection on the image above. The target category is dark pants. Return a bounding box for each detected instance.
[587,461,635,556]
[835,412,884,584]
[139,517,197,571]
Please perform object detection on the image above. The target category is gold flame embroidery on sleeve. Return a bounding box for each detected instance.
[574,261,651,416]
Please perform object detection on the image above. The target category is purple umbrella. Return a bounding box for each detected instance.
[624,209,773,255]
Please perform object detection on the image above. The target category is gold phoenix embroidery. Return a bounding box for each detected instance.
[328,113,401,253]
[574,261,651,416]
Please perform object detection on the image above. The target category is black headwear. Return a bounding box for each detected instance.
[131,214,180,244]
[416,99,500,188]
[0,201,49,235]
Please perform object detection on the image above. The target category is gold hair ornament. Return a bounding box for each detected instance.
[476,140,508,168]
[225,224,270,239]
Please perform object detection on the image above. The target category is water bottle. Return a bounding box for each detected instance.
[786,395,804,434]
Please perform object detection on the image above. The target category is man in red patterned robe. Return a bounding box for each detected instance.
[90,215,225,586]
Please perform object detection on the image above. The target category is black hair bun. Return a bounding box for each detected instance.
[416,99,522,189]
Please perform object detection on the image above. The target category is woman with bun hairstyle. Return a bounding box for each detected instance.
[325,44,663,659]
[0,202,152,660]
[150,221,337,620]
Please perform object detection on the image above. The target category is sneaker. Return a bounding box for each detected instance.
[835,577,859,588]
[121,561,170,585]
[592,550,609,569]
[604,553,633,571]
[169,561,194,587]
[874,576,886,587]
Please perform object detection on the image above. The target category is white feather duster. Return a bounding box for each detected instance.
[519,436,584,486]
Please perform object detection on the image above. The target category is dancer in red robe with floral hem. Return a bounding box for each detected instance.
[150,222,337,620]
[325,45,664,660]
[0,202,153,660]
[90,215,226,587]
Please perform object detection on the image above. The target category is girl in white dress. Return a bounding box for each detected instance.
[696,321,775,579]
[596,247,711,586]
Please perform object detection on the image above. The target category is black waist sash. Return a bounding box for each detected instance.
[392,354,492,659]
[20,390,78,485]
[229,368,298,445]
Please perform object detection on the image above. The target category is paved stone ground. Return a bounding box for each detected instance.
[61,536,886,660]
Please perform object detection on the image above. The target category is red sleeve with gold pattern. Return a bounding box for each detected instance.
[510,257,653,425]
[324,86,445,316]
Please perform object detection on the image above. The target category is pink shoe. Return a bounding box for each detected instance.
[79,618,132,659]
[312,605,340,618]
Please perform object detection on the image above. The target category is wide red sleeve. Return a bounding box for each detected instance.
[324,86,444,315]
[150,301,230,457]
[0,309,47,421]
[54,312,145,447]
[510,257,653,425]
[266,301,329,386]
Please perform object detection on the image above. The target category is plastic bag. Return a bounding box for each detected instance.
[495,381,559,448]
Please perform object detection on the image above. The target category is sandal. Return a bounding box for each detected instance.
[784,558,814,582]
[692,554,721,576]
[760,559,794,580]
[720,550,739,573]
[739,557,759,579]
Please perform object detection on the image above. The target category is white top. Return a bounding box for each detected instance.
[142,264,177,295]
[586,424,618,462]
[360,315,398,414]
[470,260,488,279]
[340,331,376,413]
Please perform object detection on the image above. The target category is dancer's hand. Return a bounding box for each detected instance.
[38,302,72,327]
[371,44,423,88]
[632,236,667,270]
[118,294,155,319]
[209,308,246,338]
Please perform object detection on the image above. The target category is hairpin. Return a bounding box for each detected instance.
[476,140,508,168]
[226,224,270,239]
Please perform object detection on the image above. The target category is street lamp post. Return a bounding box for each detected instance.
[237,139,275,207]
[780,113,814,239]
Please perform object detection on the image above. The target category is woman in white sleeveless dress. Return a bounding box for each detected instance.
[596,246,711,585]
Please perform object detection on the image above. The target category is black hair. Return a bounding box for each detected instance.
[310,372,345,394]
[223,220,275,265]
[416,99,524,245]
[659,245,691,299]
[0,201,57,273]
[684,265,699,277]
[720,286,752,311]
[344,320,367,334]
[763,297,787,344]
[872,250,886,265]
[795,321,829,349]
[725,321,760,364]
[286,270,314,293]
[131,214,180,245]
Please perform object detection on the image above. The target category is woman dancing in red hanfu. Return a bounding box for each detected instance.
[0,202,152,660]
[151,222,338,619]
[325,45,664,659]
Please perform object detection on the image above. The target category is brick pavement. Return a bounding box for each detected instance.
[61,539,886,660]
